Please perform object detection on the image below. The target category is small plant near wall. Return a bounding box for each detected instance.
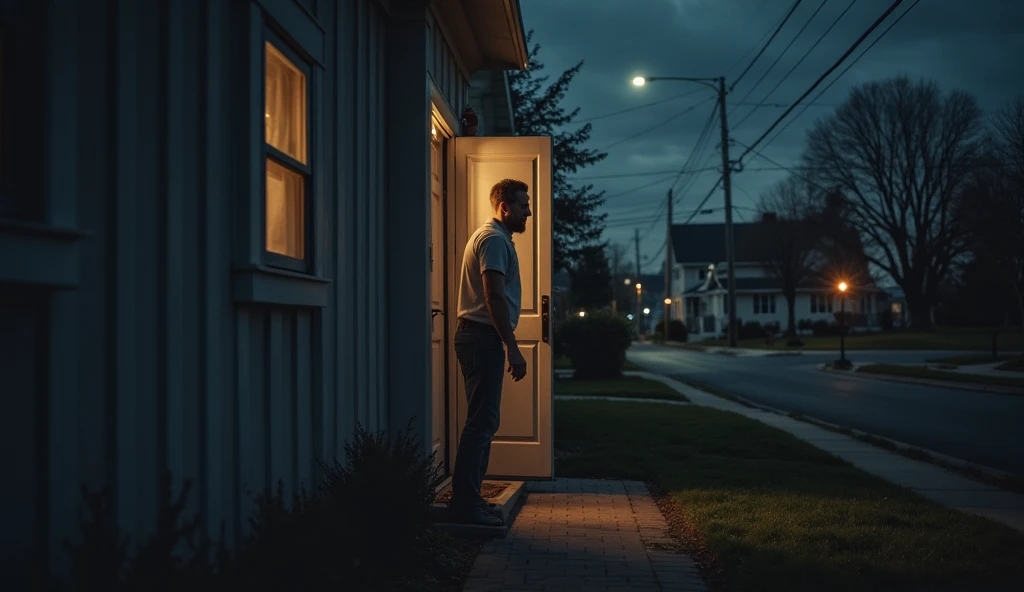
[56,421,467,592]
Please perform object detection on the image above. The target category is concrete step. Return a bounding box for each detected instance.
[431,480,527,538]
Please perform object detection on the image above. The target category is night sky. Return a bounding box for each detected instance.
[519,0,1024,275]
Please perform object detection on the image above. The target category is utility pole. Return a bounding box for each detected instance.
[664,189,673,342]
[718,76,738,348]
[634,228,642,338]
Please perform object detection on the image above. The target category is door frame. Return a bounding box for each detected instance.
[430,104,460,478]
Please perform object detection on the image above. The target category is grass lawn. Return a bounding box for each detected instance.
[554,400,1024,592]
[701,327,1024,351]
[554,375,688,402]
[926,353,1014,366]
[997,357,1024,373]
[554,354,643,371]
[857,363,1024,390]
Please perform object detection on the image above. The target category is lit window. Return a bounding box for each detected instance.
[264,40,309,262]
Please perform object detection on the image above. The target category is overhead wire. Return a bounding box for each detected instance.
[737,0,859,131]
[761,0,922,152]
[600,96,716,151]
[729,0,833,128]
[730,0,805,90]
[574,87,708,123]
[737,0,908,165]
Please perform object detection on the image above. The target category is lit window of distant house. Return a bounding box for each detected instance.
[264,40,309,264]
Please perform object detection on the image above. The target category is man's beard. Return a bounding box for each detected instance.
[513,219,528,233]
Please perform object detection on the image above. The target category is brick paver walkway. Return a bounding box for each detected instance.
[463,479,708,592]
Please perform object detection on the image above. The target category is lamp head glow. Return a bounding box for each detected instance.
[664,298,672,305]
[632,76,647,87]
[838,281,849,293]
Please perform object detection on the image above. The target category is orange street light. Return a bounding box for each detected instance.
[835,281,851,369]
[838,281,849,292]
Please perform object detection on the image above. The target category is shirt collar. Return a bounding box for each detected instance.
[489,218,513,241]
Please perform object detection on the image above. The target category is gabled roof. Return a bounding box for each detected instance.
[670,223,764,265]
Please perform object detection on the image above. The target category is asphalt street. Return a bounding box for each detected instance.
[627,343,1024,476]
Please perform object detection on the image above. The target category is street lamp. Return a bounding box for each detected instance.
[663,297,672,342]
[635,283,643,339]
[834,281,852,370]
[630,72,738,349]
[578,310,586,318]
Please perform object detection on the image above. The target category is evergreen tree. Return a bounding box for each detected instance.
[569,245,612,310]
[507,30,607,272]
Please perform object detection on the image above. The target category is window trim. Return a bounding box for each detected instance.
[262,28,313,272]
[231,3,329,308]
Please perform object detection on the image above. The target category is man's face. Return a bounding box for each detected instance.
[501,190,532,234]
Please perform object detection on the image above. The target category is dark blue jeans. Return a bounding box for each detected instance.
[449,321,505,513]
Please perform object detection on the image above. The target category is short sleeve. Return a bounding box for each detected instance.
[477,235,509,275]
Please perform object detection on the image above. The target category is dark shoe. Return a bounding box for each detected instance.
[449,506,505,527]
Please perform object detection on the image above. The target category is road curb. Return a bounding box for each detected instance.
[638,371,1021,485]
[819,363,1024,395]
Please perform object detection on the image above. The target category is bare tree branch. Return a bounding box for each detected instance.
[803,76,985,329]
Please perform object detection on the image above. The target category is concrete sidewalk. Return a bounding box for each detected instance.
[463,479,708,592]
[622,371,1024,534]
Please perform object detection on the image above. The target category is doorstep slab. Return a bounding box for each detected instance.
[432,480,527,537]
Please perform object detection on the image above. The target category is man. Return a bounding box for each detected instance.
[448,178,531,527]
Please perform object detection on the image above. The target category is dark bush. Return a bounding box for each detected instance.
[320,421,441,581]
[880,309,894,330]
[739,321,763,340]
[559,311,633,379]
[654,319,689,342]
[797,319,813,332]
[60,422,451,592]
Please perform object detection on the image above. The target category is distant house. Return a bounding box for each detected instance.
[668,223,889,340]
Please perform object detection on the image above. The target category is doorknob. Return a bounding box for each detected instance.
[432,308,444,318]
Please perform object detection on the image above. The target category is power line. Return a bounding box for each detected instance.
[601,175,678,200]
[731,0,805,90]
[730,0,831,123]
[569,166,718,181]
[574,87,709,123]
[737,0,908,165]
[741,0,859,130]
[680,177,725,225]
[762,0,922,152]
[600,96,716,151]
[670,105,719,197]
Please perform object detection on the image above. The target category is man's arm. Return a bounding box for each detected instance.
[482,270,517,347]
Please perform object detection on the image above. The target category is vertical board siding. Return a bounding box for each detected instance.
[0,0,400,578]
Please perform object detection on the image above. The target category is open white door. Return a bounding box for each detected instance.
[453,135,553,480]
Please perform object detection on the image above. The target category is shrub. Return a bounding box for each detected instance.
[559,311,633,379]
[880,309,894,330]
[797,319,813,332]
[739,321,763,340]
[654,319,688,342]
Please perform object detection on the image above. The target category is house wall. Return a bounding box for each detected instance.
[0,0,461,585]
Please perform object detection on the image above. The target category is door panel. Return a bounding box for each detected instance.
[429,128,446,467]
[453,136,553,479]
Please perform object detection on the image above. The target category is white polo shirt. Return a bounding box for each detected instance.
[457,219,522,330]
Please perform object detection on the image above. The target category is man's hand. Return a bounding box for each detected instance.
[507,346,527,382]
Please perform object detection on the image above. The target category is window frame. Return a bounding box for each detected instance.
[262,26,313,273]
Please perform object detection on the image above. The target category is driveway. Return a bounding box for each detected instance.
[627,343,1024,476]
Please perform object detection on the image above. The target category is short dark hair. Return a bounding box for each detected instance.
[490,179,529,211]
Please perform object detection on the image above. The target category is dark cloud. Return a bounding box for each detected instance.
[519,0,1024,267]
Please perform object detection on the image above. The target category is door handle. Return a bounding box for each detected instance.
[541,295,550,343]
[431,308,444,318]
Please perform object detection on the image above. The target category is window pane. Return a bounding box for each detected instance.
[266,158,305,259]
[265,42,307,164]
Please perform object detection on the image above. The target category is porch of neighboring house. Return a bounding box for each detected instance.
[684,279,889,340]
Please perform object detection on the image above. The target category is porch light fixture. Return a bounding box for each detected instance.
[643,308,651,315]
[664,298,672,305]
[635,283,642,291]
[624,278,631,285]
[632,76,647,87]
[627,314,634,320]
[578,310,586,318]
